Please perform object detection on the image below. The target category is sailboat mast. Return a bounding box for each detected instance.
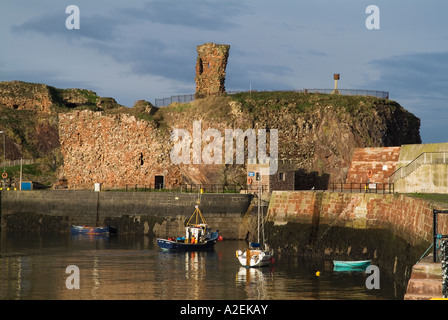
[257,191,260,244]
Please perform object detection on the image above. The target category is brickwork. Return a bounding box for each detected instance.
[58,110,178,189]
[345,147,401,184]
[246,161,295,193]
[195,43,230,97]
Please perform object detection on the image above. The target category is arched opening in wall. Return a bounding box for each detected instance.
[198,58,203,75]
[139,152,144,166]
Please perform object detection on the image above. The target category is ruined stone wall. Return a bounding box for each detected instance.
[0,81,55,113]
[195,43,230,97]
[58,110,178,189]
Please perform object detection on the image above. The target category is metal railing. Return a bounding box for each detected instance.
[389,152,448,183]
[298,88,389,99]
[328,182,394,194]
[155,94,195,107]
[154,89,390,107]
[101,183,243,194]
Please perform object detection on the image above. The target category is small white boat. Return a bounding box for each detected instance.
[236,246,273,268]
[236,181,274,268]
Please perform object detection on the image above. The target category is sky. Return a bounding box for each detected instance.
[0,0,447,144]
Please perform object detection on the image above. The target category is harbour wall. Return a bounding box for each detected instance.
[265,191,448,288]
[0,191,253,239]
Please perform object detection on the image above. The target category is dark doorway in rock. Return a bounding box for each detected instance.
[155,175,164,189]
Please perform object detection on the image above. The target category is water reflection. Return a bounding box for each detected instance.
[235,267,274,299]
[0,233,404,300]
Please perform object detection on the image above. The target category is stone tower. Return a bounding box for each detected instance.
[195,43,230,98]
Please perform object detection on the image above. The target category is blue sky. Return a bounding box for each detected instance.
[1,0,447,144]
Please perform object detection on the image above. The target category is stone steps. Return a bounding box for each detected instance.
[404,254,444,300]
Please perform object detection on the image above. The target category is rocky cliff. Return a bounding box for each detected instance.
[0,81,421,189]
[157,91,421,186]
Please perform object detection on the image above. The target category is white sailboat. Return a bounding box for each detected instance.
[236,180,273,267]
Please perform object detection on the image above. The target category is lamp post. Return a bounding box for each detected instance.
[0,131,5,188]
[331,73,341,95]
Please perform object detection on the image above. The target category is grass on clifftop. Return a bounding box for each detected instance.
[406,193,448,205]
[228,90,394,114]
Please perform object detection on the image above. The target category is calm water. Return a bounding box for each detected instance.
[0,232,404,300]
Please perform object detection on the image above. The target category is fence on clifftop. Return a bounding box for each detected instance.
[0,159,34,168]
[154,89,390,107]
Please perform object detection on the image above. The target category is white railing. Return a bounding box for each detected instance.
[389,152,448,183]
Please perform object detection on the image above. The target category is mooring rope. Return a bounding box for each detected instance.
[416,243,433,264]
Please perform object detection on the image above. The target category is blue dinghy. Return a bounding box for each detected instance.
[70,225,117,235]
[333,260,371,271]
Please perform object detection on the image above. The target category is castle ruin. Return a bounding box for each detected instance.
[195,43,230,98]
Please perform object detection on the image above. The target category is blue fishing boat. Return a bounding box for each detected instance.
[70,225,117,235]
[157,204,220,251]
[333,260,371,271]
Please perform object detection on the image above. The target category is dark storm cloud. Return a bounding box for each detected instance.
[103,39,197,84]
[9,0,246,85]
[368,51,448,100]
[121,0,245,31]
[11,0,245,40]
[11,11,122,42]
[368,51,448,143]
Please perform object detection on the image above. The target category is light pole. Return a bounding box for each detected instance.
[0,131,5,188]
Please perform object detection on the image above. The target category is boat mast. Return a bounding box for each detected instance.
[258,164,261,244]
[186,188,207,226]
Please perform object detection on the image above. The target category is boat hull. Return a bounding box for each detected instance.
[333,260,371,271]
[157,238,218,251]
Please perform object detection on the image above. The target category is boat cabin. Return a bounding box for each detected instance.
[186,223,209,244]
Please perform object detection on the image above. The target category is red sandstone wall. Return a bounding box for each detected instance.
[267,191,448,247]
[345,147,401,184]
[58,110,179,189]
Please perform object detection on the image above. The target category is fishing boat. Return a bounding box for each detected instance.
[333,260,371,271]
[157,204,220,251]
[236,181,273,268]
[70,225,117,235]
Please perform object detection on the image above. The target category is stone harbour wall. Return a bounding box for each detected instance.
[0,191,253,239]
[267,191,448,247]
[265,191,448,288]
